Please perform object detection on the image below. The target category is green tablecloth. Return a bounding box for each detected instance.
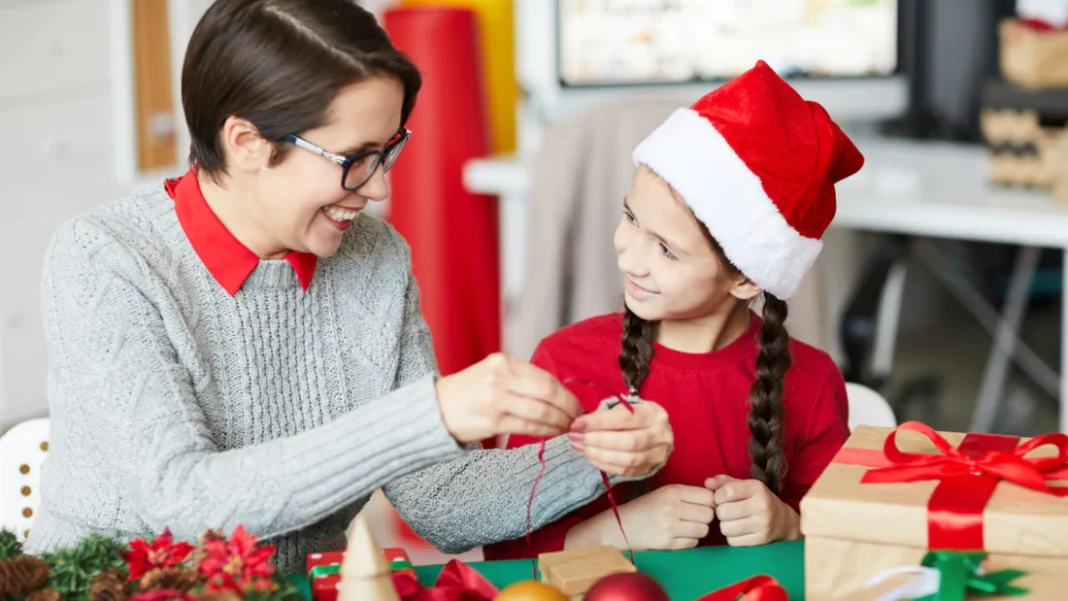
[294,541,804,600]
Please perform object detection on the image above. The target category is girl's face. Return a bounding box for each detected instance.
[614,165,758,323]
[228,75,405,258]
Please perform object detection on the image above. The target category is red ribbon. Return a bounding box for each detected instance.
[833,421,1068,550]
[524,378,635,578]
[390,559,498,601]
[693,575,787,601]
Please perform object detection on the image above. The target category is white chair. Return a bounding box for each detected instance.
[845,383,897,431]
[0,418,50,541]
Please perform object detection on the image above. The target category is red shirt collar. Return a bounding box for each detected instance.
[166,169,317,295]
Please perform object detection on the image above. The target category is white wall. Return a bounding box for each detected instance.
[0,0,206,428]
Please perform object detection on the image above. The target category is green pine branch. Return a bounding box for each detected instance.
[40,535,128,601]
[0,530,23,560]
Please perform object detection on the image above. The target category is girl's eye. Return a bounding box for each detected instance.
[660,243,676,260]
[624,210,637,225]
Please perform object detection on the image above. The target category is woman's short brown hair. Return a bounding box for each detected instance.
[182,0,421,178]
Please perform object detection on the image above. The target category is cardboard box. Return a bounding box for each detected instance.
[537,546,636,597]
[830,563,1059,601]
[1000,18,1068,89]
[801,424,1068,600]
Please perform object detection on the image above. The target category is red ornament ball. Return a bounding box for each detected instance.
[584,573,669,601]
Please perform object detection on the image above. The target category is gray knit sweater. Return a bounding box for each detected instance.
[27,186,616,573]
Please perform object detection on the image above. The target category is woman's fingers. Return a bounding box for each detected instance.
[503,394,575,434]
[499,356,583,419]
[494,415,569,439]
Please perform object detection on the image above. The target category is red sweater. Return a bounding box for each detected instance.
[483,313,849,560]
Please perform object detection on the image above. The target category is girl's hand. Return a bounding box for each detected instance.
[565,484,715,551]
[705,475,801,546]
[435,353,583,443]
[568,401,673,477]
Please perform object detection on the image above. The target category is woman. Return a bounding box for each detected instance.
[27,0,672,574]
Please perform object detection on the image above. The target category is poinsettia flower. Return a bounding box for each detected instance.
[123,529,196,581]
[197,525,277,593]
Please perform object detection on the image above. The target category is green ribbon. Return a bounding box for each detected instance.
[309,559,413,581]
[309,565,340,580]
[912,551,1028,601]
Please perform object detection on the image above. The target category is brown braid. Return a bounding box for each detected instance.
[619,306,657,394]
[746,294,791,495]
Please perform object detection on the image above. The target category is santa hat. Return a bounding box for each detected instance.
[632,60,864,300]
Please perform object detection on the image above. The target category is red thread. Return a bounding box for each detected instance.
[523,377,637,579]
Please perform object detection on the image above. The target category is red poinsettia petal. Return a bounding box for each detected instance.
[198,555,226,576]
[228,525,256,557]
[153,529,175,550]
[247,546,276,567]
[167,541,195,565]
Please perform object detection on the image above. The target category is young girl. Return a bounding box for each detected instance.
[485,60,863,559]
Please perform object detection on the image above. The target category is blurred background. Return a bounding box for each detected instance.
[5,0,1068,564]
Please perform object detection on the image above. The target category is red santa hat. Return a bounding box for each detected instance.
[632,60,864,300]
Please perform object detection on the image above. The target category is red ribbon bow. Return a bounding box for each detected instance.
[836,421,1068,550]
[390,560,498,601]
[694,575,787,601]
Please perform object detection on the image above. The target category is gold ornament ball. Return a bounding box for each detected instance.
[494,581,569,601]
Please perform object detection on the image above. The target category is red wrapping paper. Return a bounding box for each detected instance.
[383,6,500,378]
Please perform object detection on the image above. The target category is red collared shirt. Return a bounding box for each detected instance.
[165,169,317,295]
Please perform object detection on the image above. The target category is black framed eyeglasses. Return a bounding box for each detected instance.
[286,128,411,191]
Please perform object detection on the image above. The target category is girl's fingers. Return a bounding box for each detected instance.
[678,501,716,524]
[718,515,762,539]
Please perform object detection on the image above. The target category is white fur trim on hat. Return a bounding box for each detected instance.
[632,108,822,300]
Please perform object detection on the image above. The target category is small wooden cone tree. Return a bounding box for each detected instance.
[336,515,400,601]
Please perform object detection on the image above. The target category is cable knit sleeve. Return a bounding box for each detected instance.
[381,252,620,555]
[40,218,463,542]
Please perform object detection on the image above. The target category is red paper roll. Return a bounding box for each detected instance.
[383,7,500,378]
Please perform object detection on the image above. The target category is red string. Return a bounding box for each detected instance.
[523,377,637,580]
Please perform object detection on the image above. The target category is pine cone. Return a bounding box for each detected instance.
[138,568,199,592]
[26,589,62,601]
[90,569,127,601]
[0,555,51,595]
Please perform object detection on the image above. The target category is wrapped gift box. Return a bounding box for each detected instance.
[537,545,636,597]
[307,548,415,601]
[800,423,1068,600]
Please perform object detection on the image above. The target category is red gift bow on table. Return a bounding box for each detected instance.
[390,559,498,601]
[693,575,787,601]
[833,421,1068,550]
[524,378,636,575]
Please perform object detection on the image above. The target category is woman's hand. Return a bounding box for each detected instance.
[565,484,715,551]
[435,353,582,443]
[705,475,801,546]
[567,401,673,477]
